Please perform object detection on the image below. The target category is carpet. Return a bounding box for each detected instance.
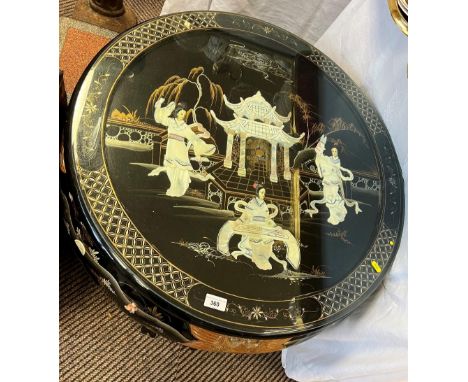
[59,243,292,381]
[59,1,294,380]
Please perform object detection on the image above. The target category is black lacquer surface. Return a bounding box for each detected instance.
[65,11,404,339]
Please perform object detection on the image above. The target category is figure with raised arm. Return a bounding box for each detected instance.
[149,98,216,197]
[305,135,362,225]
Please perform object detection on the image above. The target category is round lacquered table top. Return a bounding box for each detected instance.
[66,11,404,338]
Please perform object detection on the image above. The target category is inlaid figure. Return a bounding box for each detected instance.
[149,98,216,197]
[305,135,362,224]
[217,183,300,271]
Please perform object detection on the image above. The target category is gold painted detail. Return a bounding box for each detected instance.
[185,324,291,353]
[230,17,300,49]
[145,66,224,130]
[79,70,112,162]
[291,169,300,240]
[222,43,293,82]
[315,224,397,318]
[77,165,197,303]
[226,303,304,323]
[105,122,155,151]
[307,51,385,137]
[105,12,220,67]
[110,108,140,123]
[325,229,352,245]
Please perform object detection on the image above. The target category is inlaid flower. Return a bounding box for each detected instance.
[250,306,264,320]
[125,302,138,314]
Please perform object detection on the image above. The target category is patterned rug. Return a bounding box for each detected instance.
[59,243,292,381]
[59,0,165,20]
[59,1,294,380]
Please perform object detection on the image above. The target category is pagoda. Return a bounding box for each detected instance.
[210,91,304,183]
